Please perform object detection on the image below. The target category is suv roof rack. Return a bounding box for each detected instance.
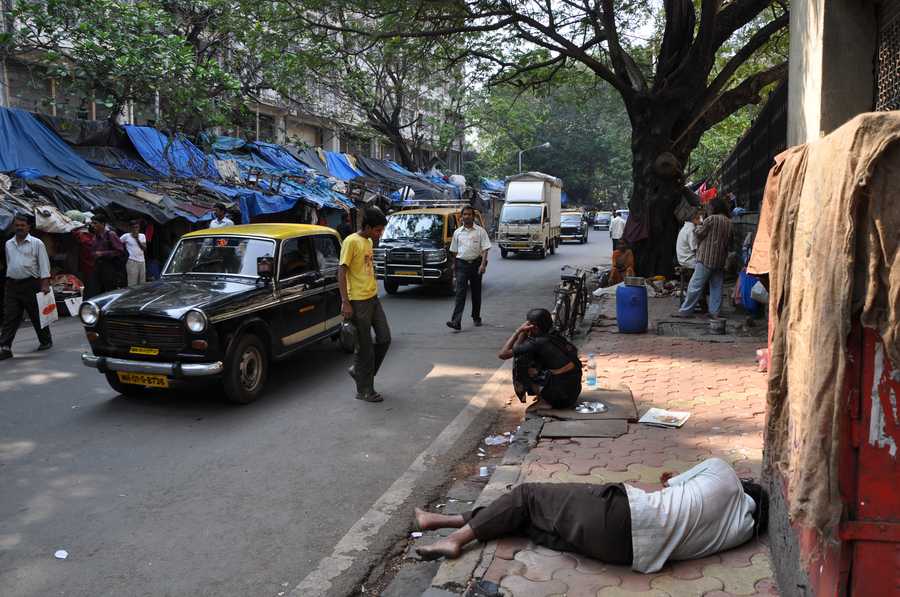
[397,200,472,210]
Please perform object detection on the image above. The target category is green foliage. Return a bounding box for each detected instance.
[470,69,632,207]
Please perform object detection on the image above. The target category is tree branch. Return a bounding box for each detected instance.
[711,0,776,52]
[599,0,647,92]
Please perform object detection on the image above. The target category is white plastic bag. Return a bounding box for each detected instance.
[750,281,769,304]
[36,291,59,329]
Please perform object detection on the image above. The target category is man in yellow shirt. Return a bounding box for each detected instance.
[339,207,391,402]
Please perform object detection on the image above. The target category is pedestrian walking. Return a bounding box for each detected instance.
[0,213,52,360]
[119,220,147,287]
[446,205,491,331]
[673,198,733,319]
[339,206,391,403]
[609,210,626,249]
[208,203,234,228]
[78,213,126,298]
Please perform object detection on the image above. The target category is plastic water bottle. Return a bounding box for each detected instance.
[586,353,597,387]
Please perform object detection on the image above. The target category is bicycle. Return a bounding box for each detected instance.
[552,265,589,338]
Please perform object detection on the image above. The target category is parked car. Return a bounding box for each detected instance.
[374,206,484,294]
[593,211,611,230]
[79,224,344,404]
[560,211,589,243]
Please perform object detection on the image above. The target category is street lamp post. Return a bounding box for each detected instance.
[517,142,551,173]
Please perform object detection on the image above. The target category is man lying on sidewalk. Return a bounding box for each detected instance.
[414,458,766,573]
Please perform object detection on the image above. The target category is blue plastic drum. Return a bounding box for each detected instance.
[616,284,648,333]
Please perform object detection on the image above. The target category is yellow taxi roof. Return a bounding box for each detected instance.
[394,207,478,216]
[182,223,337,241]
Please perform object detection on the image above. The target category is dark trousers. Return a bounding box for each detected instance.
[463,482,633,565]
[86,259,120,299]
[450,258,482,324]
[513,358,581,409]
[350,296,391,394]
[1,278,52,349]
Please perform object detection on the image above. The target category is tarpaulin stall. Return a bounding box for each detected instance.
[288,147,331,176]
[324,151,363,181]
[355,155,449,202]
[756,112,900,597]
[386,160,461,199]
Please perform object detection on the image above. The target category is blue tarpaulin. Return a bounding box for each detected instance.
[125,125,219,179]
[210,136,246,152]
[324,151,363,180]
[388,160,460,199]
[561,191,569,206]
[254,142,310,174]
[481,178,505,193]
[0,107,107,184]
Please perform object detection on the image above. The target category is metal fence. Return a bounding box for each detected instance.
[716,82,787,212]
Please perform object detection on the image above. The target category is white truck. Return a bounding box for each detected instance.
[497,172,562,259]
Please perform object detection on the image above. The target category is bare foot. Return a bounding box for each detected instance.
[416,538,462,561]
[414,507,434,531]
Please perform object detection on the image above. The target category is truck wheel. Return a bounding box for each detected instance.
[384,278,399,294]
[223,333,268,404]
[500,248,508,259]
[538,246,546,259]
[549,241,556,255]
[104,372,149,397]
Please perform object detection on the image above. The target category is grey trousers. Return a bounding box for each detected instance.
[350,296,391,394]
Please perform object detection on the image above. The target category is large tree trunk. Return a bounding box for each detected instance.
[625,102,692,278]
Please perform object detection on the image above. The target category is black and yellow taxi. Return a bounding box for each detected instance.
[373,206,485,294]
[79,224,344,404]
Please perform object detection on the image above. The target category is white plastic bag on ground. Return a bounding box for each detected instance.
[750,281,769,304]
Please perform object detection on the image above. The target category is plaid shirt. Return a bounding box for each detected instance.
[695,214,732,269]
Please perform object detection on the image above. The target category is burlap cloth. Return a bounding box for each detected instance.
[763,112,900,536]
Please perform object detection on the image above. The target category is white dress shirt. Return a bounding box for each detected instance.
[119,233,147,263]
[450,224,491,261]
[609,216,626,240]
[209,216,234,228]
[5,234,51,280]
[625,458,756,573]
[676,221,698,268]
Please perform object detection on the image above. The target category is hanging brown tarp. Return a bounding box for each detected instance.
[765,112,900,537]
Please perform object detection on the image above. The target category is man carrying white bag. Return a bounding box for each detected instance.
[0,213,53,360]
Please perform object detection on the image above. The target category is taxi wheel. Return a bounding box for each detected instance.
[104,372,148,397]
[384,278,399,294]
[224,333,268,404]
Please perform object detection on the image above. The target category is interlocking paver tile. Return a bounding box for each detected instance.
[552,568,620,596]
[514,549,577,581]
[484,556,527,583]
[494,536,533,560]
[703,553,773,595]
[650,575,724,597]
[669,554,722,580]
[715,540,767,568]
[499,575,568,596]
[571,554,611,574]
[595,587,669,597]
[754,578,779,594]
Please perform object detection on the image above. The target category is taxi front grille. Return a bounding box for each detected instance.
[506,234,530,241]
[387,250,423,265]
[104,317,186,352]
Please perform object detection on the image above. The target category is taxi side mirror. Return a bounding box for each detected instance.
[257,256,275,281]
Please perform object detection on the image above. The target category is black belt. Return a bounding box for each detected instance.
[456,257,482,264]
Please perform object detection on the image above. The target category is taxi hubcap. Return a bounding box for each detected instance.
[239,347,263,391]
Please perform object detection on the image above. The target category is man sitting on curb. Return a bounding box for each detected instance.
[414,458,766,574]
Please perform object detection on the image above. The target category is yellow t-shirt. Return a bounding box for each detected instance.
[339,233,377,301]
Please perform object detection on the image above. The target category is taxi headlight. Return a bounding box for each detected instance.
[79,302,100,326]
[185,309,208,333]
[424,249,447,263]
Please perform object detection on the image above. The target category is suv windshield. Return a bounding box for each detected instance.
[382,213,444,242]
[500,205,542,225]
[562,215,582,224]
[165,237,276,277]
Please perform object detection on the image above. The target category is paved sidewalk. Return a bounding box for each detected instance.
[477,328,775,597]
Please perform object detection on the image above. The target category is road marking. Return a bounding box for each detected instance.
[290,360,513,597]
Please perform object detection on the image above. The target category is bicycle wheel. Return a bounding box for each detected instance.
[552,290,571,334]
[568,290,583,337]
[577,278,588,320]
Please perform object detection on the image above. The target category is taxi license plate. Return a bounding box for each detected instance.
[394,270,419,276]
[130,346,159,356]
[510,243,530,249]
[117,372,169,388]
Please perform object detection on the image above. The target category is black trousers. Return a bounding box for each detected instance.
[0,278,52,349]
[450,258,482,324]
[86,259,121,299]
[462,482,633,565]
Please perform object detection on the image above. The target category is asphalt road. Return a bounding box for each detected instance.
[0,234,611,597]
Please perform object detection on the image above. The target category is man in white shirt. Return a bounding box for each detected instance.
[446,205,491,331]
[119,220,147,287]
[676,210,700,269]
[609,211,626,249]
[412,458,763,574]
[1,213,53,359]
[208,203,234,228]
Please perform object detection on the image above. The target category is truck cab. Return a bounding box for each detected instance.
[497,172,562,259]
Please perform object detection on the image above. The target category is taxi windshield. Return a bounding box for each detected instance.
[382,213,444,242]
[164,237,275,277]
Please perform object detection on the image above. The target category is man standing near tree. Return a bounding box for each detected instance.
[673,198,733,319]
[446,205,491,331]
[609,211,626,250]
[339,207,391,403]
[0,213,52,360]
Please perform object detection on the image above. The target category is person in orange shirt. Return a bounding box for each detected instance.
[608,242,636,285]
